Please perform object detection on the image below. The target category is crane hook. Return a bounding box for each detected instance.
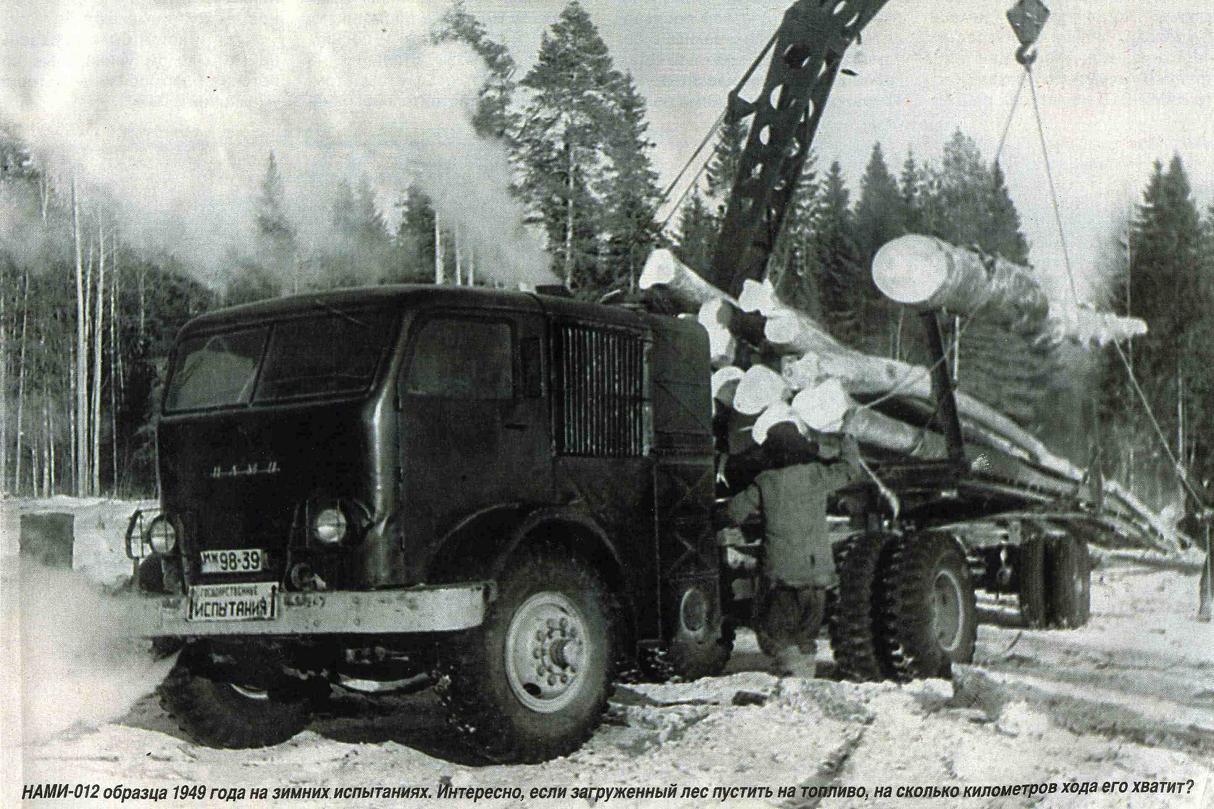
[1006,0,1050,66]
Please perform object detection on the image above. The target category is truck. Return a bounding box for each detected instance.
[126,0,1122,762]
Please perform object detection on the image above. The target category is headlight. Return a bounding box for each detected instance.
[311,507,348,545]
[147,516,178,555]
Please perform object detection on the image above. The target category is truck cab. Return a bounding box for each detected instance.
[130,285,729,761]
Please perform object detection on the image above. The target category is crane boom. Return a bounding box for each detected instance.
[708,0,889,297]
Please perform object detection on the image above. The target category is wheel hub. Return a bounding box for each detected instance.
[931,568,963,652]
[505,592,589,713]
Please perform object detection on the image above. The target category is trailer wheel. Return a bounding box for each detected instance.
[439,548,614,763]
[828,532,896,682]
[1046,535,1091,628]
[158,642,312,749]
[1017,532,1049,628]
[880,533,976,681]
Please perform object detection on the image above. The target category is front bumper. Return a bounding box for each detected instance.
[132,583,491,638]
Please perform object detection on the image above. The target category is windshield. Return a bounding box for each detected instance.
[164,307,397,413]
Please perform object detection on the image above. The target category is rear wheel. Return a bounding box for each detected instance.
[829,532,896,682]
[1017,531,1049,628]
[1046,535,1091,628]
[439,548,614,763]
[158,642,313,748]
[880,533,976,681]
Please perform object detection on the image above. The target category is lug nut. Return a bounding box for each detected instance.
[547,675,557,686]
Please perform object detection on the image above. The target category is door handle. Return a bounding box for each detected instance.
[503,421,528,431]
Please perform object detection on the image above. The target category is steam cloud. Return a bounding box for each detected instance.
[0,0,556,287]
[13,561,175,743]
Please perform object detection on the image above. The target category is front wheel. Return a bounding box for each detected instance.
[158,642,313,748]
[440,548,615,763]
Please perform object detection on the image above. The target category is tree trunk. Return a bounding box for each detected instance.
[454,228,463,286]
[14,269,29,495]
[433,211,443,285]
[111,243,121,495]
[0,280,7,495]
[73,179,89,496]
[138,264,147,344]
[44,399,54,496]
[564,143,574,288]
[30,418,41,498]
[91,221,106,495]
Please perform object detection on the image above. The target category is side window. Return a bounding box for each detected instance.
[405,318,514,399]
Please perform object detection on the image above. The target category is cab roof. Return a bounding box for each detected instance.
[178,284,650,339]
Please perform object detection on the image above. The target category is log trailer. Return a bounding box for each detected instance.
[125,0,1160,761]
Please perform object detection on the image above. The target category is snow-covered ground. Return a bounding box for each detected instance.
[3,498,1212,808]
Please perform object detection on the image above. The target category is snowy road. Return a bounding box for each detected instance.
[5,501,1214,808]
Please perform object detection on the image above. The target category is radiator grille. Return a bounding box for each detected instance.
[552,325,646,456]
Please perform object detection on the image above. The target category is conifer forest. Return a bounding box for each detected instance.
[2,0,1213,515]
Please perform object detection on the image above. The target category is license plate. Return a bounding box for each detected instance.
[187,582,278,622]
[200,548,267,574]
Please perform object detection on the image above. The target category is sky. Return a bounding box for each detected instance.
[468,0,1214,299]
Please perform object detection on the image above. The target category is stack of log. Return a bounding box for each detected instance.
[640,238,1178,552]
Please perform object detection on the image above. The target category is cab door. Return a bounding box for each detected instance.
[397,309,552,556]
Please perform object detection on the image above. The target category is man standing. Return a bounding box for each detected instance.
[725,424,863,675]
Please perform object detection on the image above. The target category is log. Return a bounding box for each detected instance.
[637,247,1175,553]
[732,364,790,416]
[789,380,948,460]
[639,249,733,311]
[738,278,778,316]
[752,401,806,445]
[711,366,744,407]
[872,234,1147,347]
[697,300,738,366]
[790,379,851,433]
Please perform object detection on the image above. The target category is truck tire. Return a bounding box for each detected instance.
[880,533,977,681]
[158,642,312,748]
[1017,532,1049,628]
[440,548,615,763]
[829,532,896,682]
[662,589,735,680]
[1045,535,1091,628]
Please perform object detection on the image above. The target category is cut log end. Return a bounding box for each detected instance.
[733,364,790,416]
[872,234,950,306]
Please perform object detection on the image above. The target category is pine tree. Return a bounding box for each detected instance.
[319,177,391,287]
[853,142,907,355]
[705,115,748,214]
[394,183,438,282]
[599,71,661,292]
[1125,156,1208,485]
[933,129,989,249]
[771,151,822,316]
[855,142,906,259]
[899,148,923,232]
[813,161,863,346]
[249,152,293,297]
[985,162,1029,264]
[433,0,517,139]
[673,190,716,276]
[515,1,620,291]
